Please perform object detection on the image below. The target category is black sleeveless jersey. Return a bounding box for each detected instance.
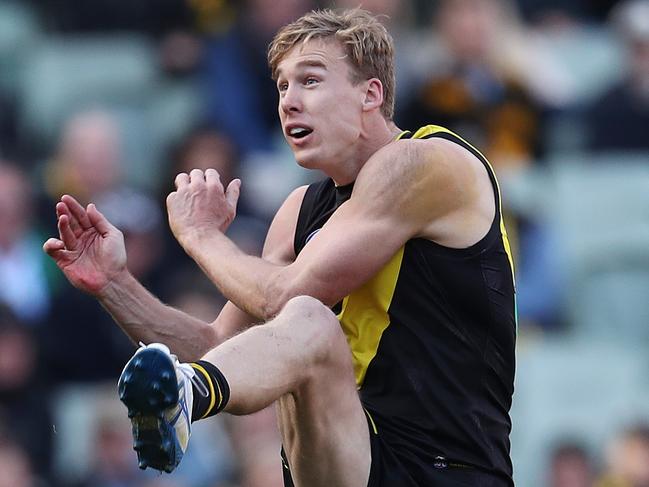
[293,125,517,484]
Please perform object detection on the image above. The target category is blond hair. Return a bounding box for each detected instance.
[268,9,396,119]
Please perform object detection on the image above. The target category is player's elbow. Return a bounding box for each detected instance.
[259,269,338,320]
[258,284,292,321]
[257,268,298,319]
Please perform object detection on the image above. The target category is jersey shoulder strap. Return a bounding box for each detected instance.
[293,178,332,255]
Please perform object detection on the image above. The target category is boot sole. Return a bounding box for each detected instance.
[117,348,181,472]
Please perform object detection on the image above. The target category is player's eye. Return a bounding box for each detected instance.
[278,82,288,92]
[305,77,318,86]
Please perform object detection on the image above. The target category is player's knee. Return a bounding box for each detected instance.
[279,295,347,367]
[282,295,329,318]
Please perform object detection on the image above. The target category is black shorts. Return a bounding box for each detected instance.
[281,410,510,487]
[365,411,510,487]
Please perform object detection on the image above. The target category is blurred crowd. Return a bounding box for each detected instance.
[0,0,648,486]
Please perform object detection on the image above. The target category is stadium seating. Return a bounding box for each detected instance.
[509,152,649,484]
[511,337,649,486]
[0,1,41,96]
[17,34,200,188]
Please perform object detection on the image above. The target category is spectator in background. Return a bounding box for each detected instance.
[398,0,545,174]
[0,162,54,325]
[41,110,123,209]
[0,437,43,487]
[547,441,595,487]
[585,0,649,152]
[200,0,316,155]
[596,424,649,487]
[76,398,141,487]
[0,305,52,479]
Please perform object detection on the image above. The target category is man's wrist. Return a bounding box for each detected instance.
[97,268,136,303]
[180,226,224,257]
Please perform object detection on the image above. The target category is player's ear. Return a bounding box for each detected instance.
[362,78,384,112]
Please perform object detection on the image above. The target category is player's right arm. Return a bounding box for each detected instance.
[43,186,305,362]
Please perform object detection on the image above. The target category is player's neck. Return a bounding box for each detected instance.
[362,114,403,156]
[329,119,402,186]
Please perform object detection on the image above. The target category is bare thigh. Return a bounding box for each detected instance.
[204,296,371,487]
[276,347,371,487]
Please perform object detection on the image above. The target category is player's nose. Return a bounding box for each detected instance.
[280,85,303,114]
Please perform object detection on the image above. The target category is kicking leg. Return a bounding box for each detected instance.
[120,296,370,487]
[201,295,370,487]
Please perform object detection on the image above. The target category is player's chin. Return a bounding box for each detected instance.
[292,148,321,169]
[294,157,313,169]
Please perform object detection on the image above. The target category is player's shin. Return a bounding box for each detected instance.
[189,360,231,420]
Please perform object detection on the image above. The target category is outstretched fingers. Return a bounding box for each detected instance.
[58,214,78,250]
[56,202,83,237]
[86,203,114,236]
[61,194,92,230]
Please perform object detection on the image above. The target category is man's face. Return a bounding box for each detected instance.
[438,0,499,62]
[275,38,368,171]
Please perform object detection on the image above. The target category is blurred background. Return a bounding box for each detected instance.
[0,0,648,485]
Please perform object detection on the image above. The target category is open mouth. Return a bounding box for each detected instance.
[287,127,313,140]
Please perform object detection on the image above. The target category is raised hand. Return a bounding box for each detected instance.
[166,168,241,247]
[43,195,127,296]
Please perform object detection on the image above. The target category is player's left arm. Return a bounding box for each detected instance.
[173,138,481,320]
